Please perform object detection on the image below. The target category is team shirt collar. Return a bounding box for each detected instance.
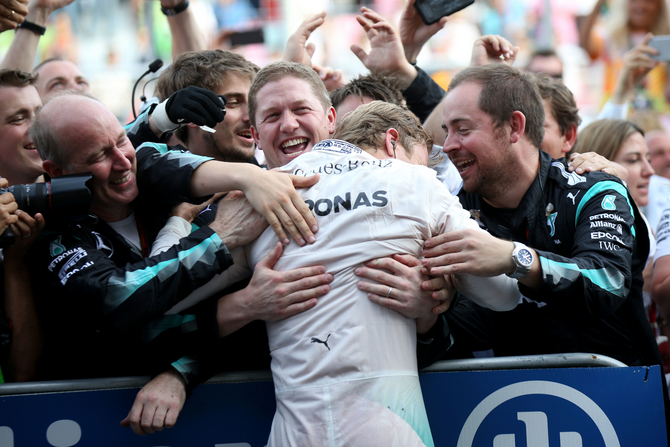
[312,139,363,155]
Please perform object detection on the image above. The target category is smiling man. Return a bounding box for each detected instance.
[26,91,327,380]
[419,66,668,419]
[249,61,336,169]
[150,50,258,163]
[0,69,43,185]
[0,69,46,383]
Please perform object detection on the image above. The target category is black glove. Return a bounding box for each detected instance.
[164,86,226,128]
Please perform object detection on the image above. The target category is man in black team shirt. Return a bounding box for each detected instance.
[419,63,669,430]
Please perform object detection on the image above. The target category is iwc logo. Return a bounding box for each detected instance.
[457,381,620,447]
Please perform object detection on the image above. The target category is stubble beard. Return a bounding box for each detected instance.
[208,133,255,163]
[466,132,518,203]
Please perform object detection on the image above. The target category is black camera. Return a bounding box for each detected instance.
[0,173,93,249]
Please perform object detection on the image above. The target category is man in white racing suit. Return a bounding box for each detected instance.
[246,101,519,446]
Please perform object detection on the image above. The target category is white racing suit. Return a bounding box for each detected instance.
[150,140,518,445]
[241,140,519,447]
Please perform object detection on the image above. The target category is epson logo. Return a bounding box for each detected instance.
[590,232,624,245]
[457,381,620,447]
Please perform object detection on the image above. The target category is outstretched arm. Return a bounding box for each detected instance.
[161,0,207,58]
[121,368,186,436]
[190,161,320,246]
[578,0,606,59]
[425,188,638,318]
[0,0,74,71]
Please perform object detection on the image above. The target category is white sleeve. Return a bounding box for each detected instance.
[164,247,252,314]
[153,217,254,314]
[654,209,670,265]
[431,145,463,195]
[452,271,520,311]
[434,195,521,311]
[150,216,192,256]
[596,101,629,120]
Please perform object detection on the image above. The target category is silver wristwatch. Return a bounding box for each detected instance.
[507,241,534,279]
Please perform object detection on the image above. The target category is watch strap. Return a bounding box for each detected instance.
[507,241,533,279]
[16,20,46,35]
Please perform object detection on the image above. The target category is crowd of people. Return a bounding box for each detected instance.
[1,0,670,444]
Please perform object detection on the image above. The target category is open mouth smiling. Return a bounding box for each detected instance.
[280,137,309,158]
[111,173,130,185]
[454,158,476,173]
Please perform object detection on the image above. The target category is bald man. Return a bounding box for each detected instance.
[26,92,328,380]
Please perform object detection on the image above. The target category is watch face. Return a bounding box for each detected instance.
[518,248,533,267]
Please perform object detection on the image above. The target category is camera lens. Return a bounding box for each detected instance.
[7,183,50,217]
[6,173,92,223]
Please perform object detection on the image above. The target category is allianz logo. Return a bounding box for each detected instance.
[457,381,620,447]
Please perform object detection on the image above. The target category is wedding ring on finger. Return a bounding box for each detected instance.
[385,286,393,298]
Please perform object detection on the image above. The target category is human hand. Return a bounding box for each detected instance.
[568,152,628,179]
[0,183,19,235]
[0,0,28,31]
[208,190,268,250]
[469,34,519,67]
[218,242,332,336]
[4,210,44,258]
[399,0,448,64]
[355,254,453,318]
[283,11,326,67]
[350,7,417,90]
[312,62,346,91]
[422,229,515,277]
[120,369,186,436]
[613,33,658,104]
[242,170,319,246]
[171,193,224,224]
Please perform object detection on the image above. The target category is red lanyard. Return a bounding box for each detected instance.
[135,216,149,257]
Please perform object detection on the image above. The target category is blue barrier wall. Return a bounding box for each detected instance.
[0,366,666,446]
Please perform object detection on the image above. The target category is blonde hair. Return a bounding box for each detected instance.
[571,118,644,160]
[333,101,433,160]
